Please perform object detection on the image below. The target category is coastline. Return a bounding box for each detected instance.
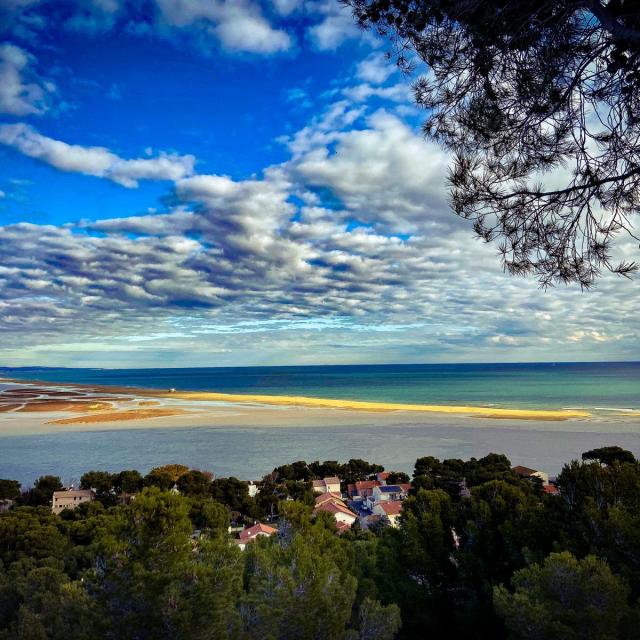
[0,377,592,424]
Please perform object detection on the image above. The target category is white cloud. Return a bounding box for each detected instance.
[0,123,196,187]
[342,82,411,104]
[356,53,395,84]
[271,0,302,16]
[290,109,450,231]
[0,43,51,115]
[154,0,292,53]
[307,0,360,50]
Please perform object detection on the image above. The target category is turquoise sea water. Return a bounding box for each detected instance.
[2,361,639,410]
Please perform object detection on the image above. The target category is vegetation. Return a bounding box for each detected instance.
[346,0,640,286]
[1,448,640,638]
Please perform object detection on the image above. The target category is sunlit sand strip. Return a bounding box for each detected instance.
[153,391,591,420]
[46,408,187,425]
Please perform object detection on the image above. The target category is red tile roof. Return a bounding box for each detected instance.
[239,523,277,541]
[543,484,560,495]
[512,465,539,476]
[355,480,379,490]
[315,492,343,506]
[380,501,403,516]
[314,500,356,519]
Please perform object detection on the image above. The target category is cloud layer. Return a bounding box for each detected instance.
[0,93,638,365]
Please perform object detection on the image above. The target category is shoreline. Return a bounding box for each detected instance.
[0,377,592,422]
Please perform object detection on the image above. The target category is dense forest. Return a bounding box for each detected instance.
[1,446,639,639]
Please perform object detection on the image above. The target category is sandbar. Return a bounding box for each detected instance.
[47,408,187,425]
[148,390,591,420]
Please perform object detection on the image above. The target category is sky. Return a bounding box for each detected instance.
[0,0,638,368]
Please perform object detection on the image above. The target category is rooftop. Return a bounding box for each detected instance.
[512,465,539,476]
[315,500,356,519]
[53,489,94,499]
[379,485,404,493]
[239,523,277,540]
[380,501,403,516]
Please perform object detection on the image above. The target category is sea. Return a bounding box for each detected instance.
[1,362,639,486]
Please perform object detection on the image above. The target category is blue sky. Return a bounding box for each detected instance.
[0,0,638,367]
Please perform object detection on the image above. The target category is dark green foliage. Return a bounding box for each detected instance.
[80,471,114,495]
[0,480,20,501]
[92,487,243,639]
[347,0,640,285]
[494,552,637,640]
[582,446,636,466]
[176,469,212,497]
[113,470,143,494]
[386,472,409,484]
[2,450,640,640]
[0,564,102,640]
[275,459,384,485]
[20,476,63,507]
[211,477,256,519]
[0,508,69,567]
[413,453,516,496]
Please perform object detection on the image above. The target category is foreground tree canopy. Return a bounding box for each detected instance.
[2,447,640,639]
[347,0,640,286]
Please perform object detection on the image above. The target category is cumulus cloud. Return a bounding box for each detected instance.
[290,109,450,231]
[149,0,293,54]
[356,53,396,84]
[307,0,361,50]
[0,43,52,115]
[0,123,196,187]
[2,0,291,55]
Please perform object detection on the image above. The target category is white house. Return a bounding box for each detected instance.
[52,489,95,514]
[313,495,357,532]
[366,484,409,510]
[311,476,341,494]
[236,522,277,550]
[247,481,260,498]
[512,466,549,486]
[373,501,403,527]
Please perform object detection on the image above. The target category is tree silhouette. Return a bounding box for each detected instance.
[347,0,640,286]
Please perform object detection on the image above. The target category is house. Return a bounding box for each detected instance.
[366,484,409,510]
[512,465,550,486]
[312,476,341,494]
[313,494,357,531]
[52,489,95,514]
[237,522,277,550]
[373,500,403,527]
[347,480,380,500]
[315,492,343,507]
[543,484,561,496]
[247,481,260,498]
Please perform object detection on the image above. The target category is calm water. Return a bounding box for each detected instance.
[1,362,638,486]
[2,421,640,487]
[2,361,639,410]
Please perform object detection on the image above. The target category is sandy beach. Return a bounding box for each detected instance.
[0,378,592,432]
